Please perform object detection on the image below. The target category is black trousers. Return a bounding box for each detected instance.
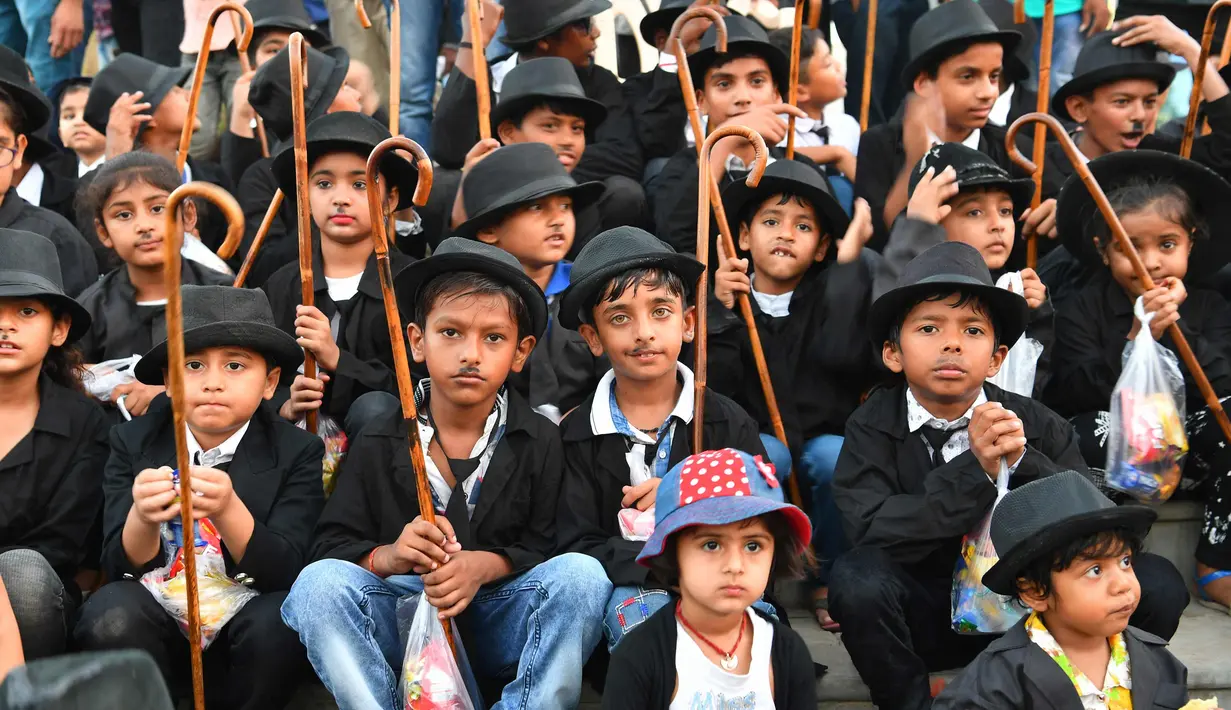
[109,0,185,67]
[829,546,1190,710]
[72,582,308,710]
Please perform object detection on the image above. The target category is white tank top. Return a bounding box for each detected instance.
[670,609,776,710]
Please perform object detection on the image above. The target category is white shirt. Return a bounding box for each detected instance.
[15,162,44,206]
[671,609,776,710]
[79,155,105,177]
[989,84,1015,127]
[591,362,695,486]
[324,273,363,303]
[775,108,862,156]
[186,421,251,469]
[905,388,1024,473]
[489,52,519,95]
[181,233,233,275]
[927,128,982,151]
[750,276,792,318]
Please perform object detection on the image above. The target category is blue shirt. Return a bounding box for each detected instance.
[302,0,329,24]
[608,387,678,481]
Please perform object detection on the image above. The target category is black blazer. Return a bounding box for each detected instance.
[0,188,97,297]
[227,155,307,288]
[508,296,609,418]
[557,386,767,587]
[100,398,326,593]
[31,150,81,227]
[935,618,1190,710]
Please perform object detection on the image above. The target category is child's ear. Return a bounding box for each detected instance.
[1015,580,1051,613]
[49,313,71,348]
[12,134,26,170]
[262,366,281,398]
[814,235,831,263]
[681,304,697,343]
[578,323,605,357]
[912,74,933,99]
[696,88,710,117]
[986,343,1010,378]
[179,199,198,234]
[476,225,499,246]
[510,334,537,373]
[95,218,114,249]
[737,222,752,252]
[1065,95,1089,125]
[881,341,904,373]
[407,322,427,363]
[496,120,517,144]
[796,81,812,107]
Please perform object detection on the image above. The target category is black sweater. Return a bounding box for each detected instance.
[0,189,97,296]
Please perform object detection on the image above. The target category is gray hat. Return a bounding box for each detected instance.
[502,0,612,47]
[0,229,91,344]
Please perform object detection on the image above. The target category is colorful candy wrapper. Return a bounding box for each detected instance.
[400,593,476,710]
[314,416,348,497]
[952,458,1025,634]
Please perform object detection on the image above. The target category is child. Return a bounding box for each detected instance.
[711,159,876,631]
[54,77,105,176]
[263,111,417,438]
[829,242,1188,710]
[602,447,817,708]
[555,226,769,649]
[0,229,109,659]
[457,142,609,421]
[1045,150,1231,612]
[77,152,232,418]
[246,0,330,67]
[74,285,324,710]
[936,472,1188,709]
[979,0,1043,128]
[282,237,610,710]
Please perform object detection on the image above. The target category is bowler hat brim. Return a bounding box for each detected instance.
[253,18,330,49]
[504,0,613,46]
[135,321,303,386]
[490,93,608,137]
[958,173,1036,217]
[688,40,792,98]
[394,252,549,340]
[1051,62,1176,122]
[722,174,851,254]
[455,177,606,238]
[639,7,686,45]
[0,78,51,132]
[901,30,1021,88]
[868,274,1029,348]
[0,276,91,345]
[558,251,705,330]
[272,137,419,211]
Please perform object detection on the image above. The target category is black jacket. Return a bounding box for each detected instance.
[602,603,817,710]
[508,296,609,417]
[0,377,108,597]
[570,67,688,184]
[311,388,561,580]
[0,189,97,296]
[100,398,325,593]
[228,155,306,288]
[708,256,877,447]
[1044,274,1231,417]
[77,262,232,363]
[29,150,81,227]
[558,385,767,587]
[220,131,265,187]
[834,381,1087,580]
[934,618,1190,710]
[263,247,416,420]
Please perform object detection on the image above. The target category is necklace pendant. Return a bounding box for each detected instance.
[721,654,738,671]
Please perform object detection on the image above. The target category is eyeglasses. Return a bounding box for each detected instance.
[0,146,17,169]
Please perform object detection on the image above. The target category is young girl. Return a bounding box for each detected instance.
[602,448,817,709]
[0,229,109,660]
[1045,150,1231,613]
[76,152,232,419]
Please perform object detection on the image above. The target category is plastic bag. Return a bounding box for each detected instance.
[952,458,1025,634]
[987,272,1044,397]
[298,415,349,496]
[139,471,259,648]
[618,506,655,541]
[1105,297,1189,503]
[399,594,476,710]
[82,356,142,401]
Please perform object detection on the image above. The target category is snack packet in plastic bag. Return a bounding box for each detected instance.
[618,506,655,541]
[298,414,349,496]
[952,458,1025,635]
[1105,297,1188,503]
[399,594,476,710]
[987,272,1045,397]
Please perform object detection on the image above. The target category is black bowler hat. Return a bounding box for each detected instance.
[395,237,549,340]
[502,0,612,47]
[982,471,1157,595]
[247,0,330,49]
[491,57,607,136]
[868,241,1028,347]
[688,15,791,96]
[0,44,51,133]
[558,226,704,330]
[84,54,192,136]
[271,111,418,210]
[136,285,302,386]
[721,159,850,250]
[901,0,1020,88]
[1051,31,1175,122]
[978,0,1038,85]
[909,142,1035,215]
[1056,150,1231,282]
[0,229,91,344]
[640,0,692,45]
[456,143,605,238]
[250,43,350,146]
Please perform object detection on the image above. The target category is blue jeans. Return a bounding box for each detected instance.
[759,433,793,480]
[798,434,849,583]
[0,0,91,95]
[396,0,463,148]
[603,585,778,650]
[282,553,610,710]
[1031,11,1083,97]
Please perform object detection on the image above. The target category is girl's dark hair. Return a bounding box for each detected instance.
[415,270,534,340]
[1091,177,1208,252]
[1013,527,1145,603]
[82,151,182,226]
[40,300,86,393]
[581,267,690,326]
[649,511,815,588]
[886,288,1004,349]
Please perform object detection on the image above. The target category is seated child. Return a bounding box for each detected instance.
[55,77,105,176]
[0,229,109,659]
[1045,150,1231,612]
[830,241,1189,710]
[457,141,609,422]
[282,238,610,710]
[74,285,324,710]
[555,226,769,649]
[77,152,232,419]
[936,472,1190,709]
[603,448,817,709]
[711,159,876,630]
[264,111,416,438]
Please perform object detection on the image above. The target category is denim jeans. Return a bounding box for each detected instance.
[602,585,778,650]
[0,549,69,660]
[758,433,793,480]
[398,0,463,149]
[1031,11,1084,97]
[0,0,91,95]
[282,553,610,710]
[799,434,850,583]
[181,49,243,162]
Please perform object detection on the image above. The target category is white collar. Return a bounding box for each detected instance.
[186,421,250,468]
[15,162,44,206]
[927,127,981,150]
[989,84,1014,126]
[905,388,987,433]
[78,155,105,177]
[591,362,695,437]
[490,53,521,94]
[750,275,792,317]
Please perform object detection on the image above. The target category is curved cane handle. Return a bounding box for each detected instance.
[166,182,245,261]
[365,136,435,255]
[667,5,728,50]
[208,2,253,53]
[178,2,256,173]
[1183,0,1231,157]
[699,125,770,186]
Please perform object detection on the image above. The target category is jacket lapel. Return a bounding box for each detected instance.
[227,411,280,521]
[1023,645,1087,710]
[469,441,513,533]
[1126,630,1161,709]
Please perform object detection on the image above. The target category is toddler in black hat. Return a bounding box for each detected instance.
[54,77,105,178]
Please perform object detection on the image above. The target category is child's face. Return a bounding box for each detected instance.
[1021,549,1141,641]
[254,30,292,67]
[476,195,575,271]
[329,83,365,115]
[675,518,776,617]
[150,86,198,137]
[1066,79,1160,157]
[498,107,587,172]
[58,88,105,159]
[914,43,1003,133]
[539,19,600,67]
[939,188,1015,271]
[0,114,27,196]
[882,295,1007,408]
[738,195,828,289]
[579,280,695,384]
[176,346,279,439]
[1102,207,1193,297]
[309,152,395,246]
[801,39,846,107]
[97,179,194,270]
[698,56,780,127]
[0,297,70,379]
[408,291,536,409]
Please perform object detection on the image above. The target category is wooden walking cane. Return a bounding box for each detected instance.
[231,191,285,287]
[808,0,823,29]
[228,10,270,157]
[162,181,246,710]
[1007,112,1231,446]
[787,0,806,158]
[466,0,494,140]
[1182,0,1231,158]
[694,126,769,454]
[177,3,255,174]
[355,0,401,134]
[1012,0,1054,270]
[860,0,877,132]
[290,33,318,435]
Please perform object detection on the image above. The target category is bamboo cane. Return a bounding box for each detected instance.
[1182,0,1231,158]
[860,0,877,131]
[1029,0,1053,269]
[1006,112,1231,446]
[695,126,769,455]
[162,181,245,710]
[355,0,401,134]
[1220,20,1231,67]
[787,0,805,158]
[289,34,318,435]
[232,191,285,288]
[177,3,255,174]
[228,11,269,157]
[808,0,822,29]
[467,0,493,140]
